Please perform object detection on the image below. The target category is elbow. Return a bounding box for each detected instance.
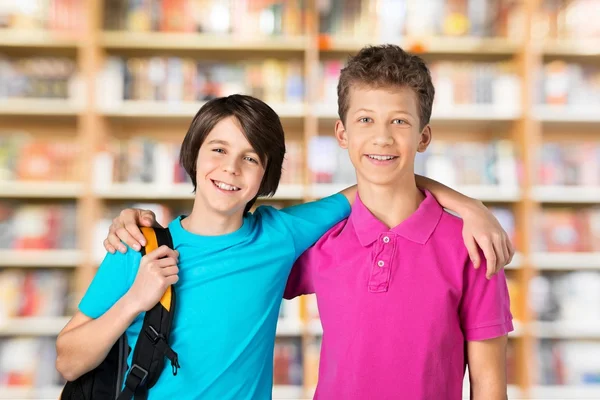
[55,337,81,382]
[56,355,78,382]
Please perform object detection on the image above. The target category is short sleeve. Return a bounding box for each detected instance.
[79,249,141,319]
[460,251,514,341]
[278,193,350,259]
[283,246,319,299]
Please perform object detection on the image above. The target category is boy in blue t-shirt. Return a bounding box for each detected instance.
[57,95,513,399]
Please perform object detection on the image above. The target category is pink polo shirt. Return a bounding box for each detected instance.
[284,190,513,400]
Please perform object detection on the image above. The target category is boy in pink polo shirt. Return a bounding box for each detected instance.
[284,45,513,399]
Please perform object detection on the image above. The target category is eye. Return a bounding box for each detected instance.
[358,117,373,123]
[392,119,408,125]
[212,148,225,154]
[244,156,259,164]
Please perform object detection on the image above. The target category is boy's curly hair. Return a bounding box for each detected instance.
[337,44,435,130]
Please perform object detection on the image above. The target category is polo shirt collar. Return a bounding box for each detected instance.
[349,189,443,247]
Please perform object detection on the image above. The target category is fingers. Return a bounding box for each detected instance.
[463,233,481,269]
[488,234,506,279]
[165,274,179,286]
[140,210,158,228]
[143,245,179,262]
[108,226,127,254]
[103,238,117,254]
[506,236,515,265]
[478,237,497,280]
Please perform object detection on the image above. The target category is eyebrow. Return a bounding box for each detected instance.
[353,108,415,117]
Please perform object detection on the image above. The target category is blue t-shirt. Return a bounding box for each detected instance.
[79,194,350,400]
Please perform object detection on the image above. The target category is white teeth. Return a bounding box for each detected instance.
[214,181,240,191]
[368,155,395,161]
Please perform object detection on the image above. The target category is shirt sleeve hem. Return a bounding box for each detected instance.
[465,319,514,341]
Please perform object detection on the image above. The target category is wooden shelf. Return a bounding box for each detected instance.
[320,36,520,55]
[533,321,600,339]
[101,31,308,51]
[0,250,83,267]
[0,386,63,400]
[532,253,600,270]
[96,183,304,200]
[101,101,305,119]
[535,105,600,123]
[531,385,600,399]
[0,316,70,336]
[532,186,600,204]
[0,98,80,116]
[544,39,600,57]
[272,385,304,399]
[0,29,80,49]
[0,181,82,198]
[453,185,521,202]
[506,253,523,270]
[276,319,303,336]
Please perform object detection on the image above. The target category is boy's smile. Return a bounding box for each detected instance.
[365,153,399,165]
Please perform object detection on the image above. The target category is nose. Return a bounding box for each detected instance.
[372,126,394,147]
[222,158,241,176]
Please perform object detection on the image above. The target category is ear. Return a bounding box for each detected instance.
[417,125,432,152]
[334,120,348,149]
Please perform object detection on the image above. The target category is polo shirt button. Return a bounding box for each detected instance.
[377,260,385,267]
[383,236,390,243]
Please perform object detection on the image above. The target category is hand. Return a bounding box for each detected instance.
[461,200,514,279]
[126,245,179,313]
[104,208,161,254]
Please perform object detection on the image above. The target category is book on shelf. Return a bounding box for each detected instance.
[0,202,77,250]
[538,339,600,385]
[0,55,79,100]
[538,0,600,39]
[0,132,80,183]
[539,142,600,187]
[273,337,303,386]
[99,57,304,108]
[536,207,600,253]
[414,139,519,189]
[541,61,600,106]
[318,60,521,112]
[308,136,355,185]
[318,0,523,39]
[103,0,305,36]
[0,269,69,320]
[0,0,84,33]
[94,136,304,189]
[0,337,63,389]
[530,271,600,323]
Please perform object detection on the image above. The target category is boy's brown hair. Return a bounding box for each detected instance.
[337,44,435,130]
[180,94,286,213]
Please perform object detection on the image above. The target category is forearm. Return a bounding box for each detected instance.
[56,294,141,381]
[470,374,508,400]
[467,336,508,400]
[415,175,482,215]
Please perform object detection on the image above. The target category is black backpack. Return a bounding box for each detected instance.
[61,227,180,400]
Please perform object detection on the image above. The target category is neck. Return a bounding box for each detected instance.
[356,173,424,229]
[181,199,244,236]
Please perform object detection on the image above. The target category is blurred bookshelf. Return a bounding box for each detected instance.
[1,0,600,399]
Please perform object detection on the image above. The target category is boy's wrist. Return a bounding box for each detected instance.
[121,291,144,315]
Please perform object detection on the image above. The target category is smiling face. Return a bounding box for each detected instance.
[335,85,431,187]
[195,116,266,217]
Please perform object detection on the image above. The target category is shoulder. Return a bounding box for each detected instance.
[429,210,470,262]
